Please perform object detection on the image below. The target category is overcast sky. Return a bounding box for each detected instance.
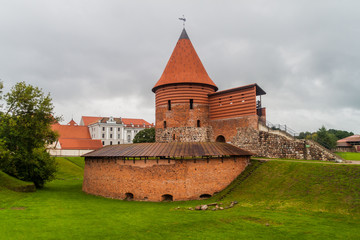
[1,0,359,134]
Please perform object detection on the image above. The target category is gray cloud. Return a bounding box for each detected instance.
[0,0,359,133]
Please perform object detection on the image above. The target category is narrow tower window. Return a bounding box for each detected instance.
[197,120,201,128]
[164,121,167,128]
[190,99,193,109]
[168,100,171,110]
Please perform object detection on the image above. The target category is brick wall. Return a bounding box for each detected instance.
[210,116,259,142]
[82,156,249,201]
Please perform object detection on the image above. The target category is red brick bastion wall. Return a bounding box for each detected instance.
[82,157,249,201]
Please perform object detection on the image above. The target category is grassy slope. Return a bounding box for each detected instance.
[55,157,84,179]
[0,170,35,192]
[0,158,360,240]
[64,157,85,168]
[218,160,360,214]
[335,152,360,161]
[0,171,36,208]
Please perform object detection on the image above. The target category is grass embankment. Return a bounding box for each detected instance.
[0,170,35,192]
[0,170,36,208]
[335,152,360,161]
[216,160,360,214]
[55,157,84,180]
[0,157,360,239]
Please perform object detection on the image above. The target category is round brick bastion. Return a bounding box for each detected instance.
[82,142,252,202]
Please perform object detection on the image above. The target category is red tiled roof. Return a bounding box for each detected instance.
[59,139,102,150]
[52,123,102,150]
[67,119,78,126]
[81,116,102,126]
[337,135,360,143]
[52,124,91,139]
[152,29,218,92]
[122,118,151,126]
[81,116,152,127]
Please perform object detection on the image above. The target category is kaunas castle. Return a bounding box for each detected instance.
[82,28,341,202]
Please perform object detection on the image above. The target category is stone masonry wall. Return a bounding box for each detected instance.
[156,127,211,142]
[82,157,249,201]
[233,127,339,161]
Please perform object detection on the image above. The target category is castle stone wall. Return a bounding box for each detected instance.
[82,157,249,201]
[233,127,339,161]
[156,127,211,142]
[210,116,258,142]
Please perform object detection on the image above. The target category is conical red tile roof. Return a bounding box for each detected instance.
[152,29,218,92]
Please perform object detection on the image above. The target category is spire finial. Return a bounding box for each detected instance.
[178,15,186,28]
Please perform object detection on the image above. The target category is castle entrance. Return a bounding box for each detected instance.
[161,194,173,201]
[216,135,226,142]
[125,192,134,200]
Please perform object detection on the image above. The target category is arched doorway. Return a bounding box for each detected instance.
[125,192,134,200]
[161,194,173,202]
[200,194,212,199]
[216,135,226,142]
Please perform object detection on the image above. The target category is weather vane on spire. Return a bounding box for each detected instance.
[179,15,186,28]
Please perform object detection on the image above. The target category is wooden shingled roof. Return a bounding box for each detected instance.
[83,142,253,158]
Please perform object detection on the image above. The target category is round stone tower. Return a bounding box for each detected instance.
[152,29,218,142]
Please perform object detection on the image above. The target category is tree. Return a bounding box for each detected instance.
[297,131,312,139]
[313,126,337,150]
[328,129,354,140]
[133,128,155,143]
[0,82,59,188]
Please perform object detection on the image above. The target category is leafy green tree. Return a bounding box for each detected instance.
[328,129,354,140]
[297,131,312,139]
[0,82,59,188]
[133,128,155,143]
[313,126,337,150]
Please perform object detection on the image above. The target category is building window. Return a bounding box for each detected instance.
[168,100,171,110]
[118,141,120,145]
[127,135,131,142]
[197,120,200,128]
[164,121,167,128]
[102,127,105,131]
[118,128,120,131]
[110,141,112,145]
[110,127,113,131]
[110,134,113,138]
[102,133,105,138]
[102,141,104,145]
[190,99,193,109]
[118,134,120,139]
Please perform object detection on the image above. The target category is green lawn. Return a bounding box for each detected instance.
[0,157,359,239]
[335,152,360,161]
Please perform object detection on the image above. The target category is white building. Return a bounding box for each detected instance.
[80,116,153,146]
